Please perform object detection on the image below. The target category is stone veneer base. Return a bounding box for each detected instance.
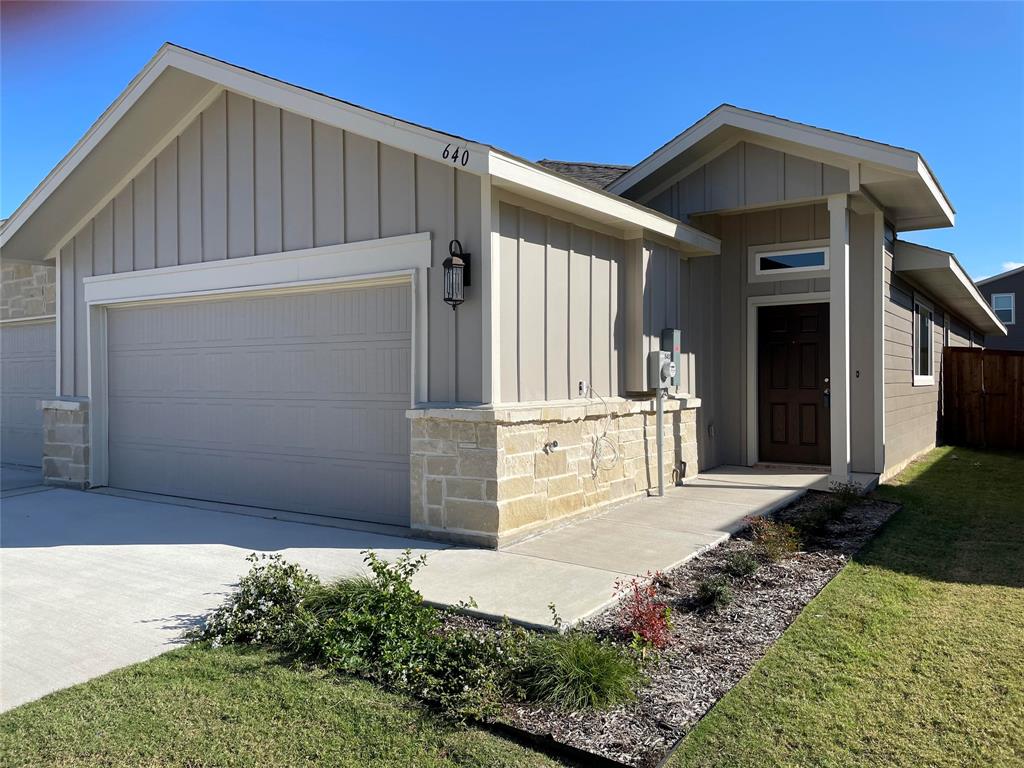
[40,398,90,489]
[408,395,701,548]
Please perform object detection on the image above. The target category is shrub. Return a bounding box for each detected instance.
[694,576,732,611]
[518,632,644,710]
[294,549,529,717]
[613,572,673,652]
[722,551,759,578]
[828,479,863,504]
[747,516,801,562]
[196,553,320,647]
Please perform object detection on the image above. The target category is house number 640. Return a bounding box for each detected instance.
[442,143,470,167]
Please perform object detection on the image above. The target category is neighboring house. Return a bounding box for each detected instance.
[0,44,1004,547]
[0,240,56,467]
[977,265,1023,350]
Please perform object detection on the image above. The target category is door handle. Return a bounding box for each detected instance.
[823,387,831,408]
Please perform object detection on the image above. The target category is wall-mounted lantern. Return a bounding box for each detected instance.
[443,239,471,310]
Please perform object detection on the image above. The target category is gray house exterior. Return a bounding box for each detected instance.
[0,45,1004,547]
[978,265,1023,350]
[0,259,55,467]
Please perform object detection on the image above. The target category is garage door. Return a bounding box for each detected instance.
[1,320,55,467]
[106,283,411,525]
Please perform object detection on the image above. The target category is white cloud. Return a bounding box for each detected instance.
[1002,261,1024,271]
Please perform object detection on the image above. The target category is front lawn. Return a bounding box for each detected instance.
[670,446,1024,768]
[3,446,1021,768]
[0,643,559,768]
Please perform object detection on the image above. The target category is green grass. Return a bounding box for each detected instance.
[671,446,1024,768]
[3,446,1021,768]
[0,645,558,768]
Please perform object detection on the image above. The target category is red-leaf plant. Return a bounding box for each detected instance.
[612,571,673,653]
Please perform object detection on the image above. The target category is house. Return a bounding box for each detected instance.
[0,44,1004,547]
[977,265,1023,350]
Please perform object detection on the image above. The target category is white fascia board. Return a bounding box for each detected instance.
[0,44,491,254]
[611,106,920,195]
[163,47,491,175]
[894,241,1006,335]
[916,157,955,227]
[608,106,955,227]
[487,151,720,255]
[0,44,173,252]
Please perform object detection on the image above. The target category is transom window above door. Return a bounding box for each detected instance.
[750,242,830,281]
[991,293,1015,325]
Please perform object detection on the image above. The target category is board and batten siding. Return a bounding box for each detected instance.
[57,90,482,404]
[646,141,850,221]
[882,249,946,473]
[497,200,627,402]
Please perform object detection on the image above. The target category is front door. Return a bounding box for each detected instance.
[757,303,830,465]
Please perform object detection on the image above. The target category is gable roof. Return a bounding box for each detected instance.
[606,104,955,232]
[537,160,630,189]
[0,44,718,263]
[977,263,1024,286]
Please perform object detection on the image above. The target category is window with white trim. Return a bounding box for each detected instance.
[754,246,829,276]
[991,293,1015,325]
[914,297,934,385]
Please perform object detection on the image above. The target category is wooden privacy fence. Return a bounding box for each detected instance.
[943,348,1024,450]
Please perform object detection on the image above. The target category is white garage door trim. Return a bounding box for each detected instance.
[82,232,431,488]
[0,315,56,467]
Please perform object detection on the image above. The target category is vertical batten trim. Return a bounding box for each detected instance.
[277,108,284,252]
[198,111,205,262]
[54,246,62,395]
[251,99,257,256]
[482,178,498,403]
[451,166,459,402]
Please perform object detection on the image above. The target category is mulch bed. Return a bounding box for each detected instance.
[484,492,899,767]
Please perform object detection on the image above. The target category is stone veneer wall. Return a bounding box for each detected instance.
[409,397,700,547]
[40,399,90,488]
[1,262,56,320]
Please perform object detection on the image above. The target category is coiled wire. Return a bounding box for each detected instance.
[589,386,620,477]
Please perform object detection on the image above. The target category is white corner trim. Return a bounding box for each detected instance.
[83,232,431,305]
[873,212,886,474]
[744,291,831,466]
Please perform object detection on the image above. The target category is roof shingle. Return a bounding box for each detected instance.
[537,159,631,190]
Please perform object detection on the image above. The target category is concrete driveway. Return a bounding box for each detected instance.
[0,464,833,713]
[0,486,447,712]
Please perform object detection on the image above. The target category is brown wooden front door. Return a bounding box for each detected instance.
[757,303,830,465]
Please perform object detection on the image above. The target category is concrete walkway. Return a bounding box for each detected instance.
[0,465,855,711]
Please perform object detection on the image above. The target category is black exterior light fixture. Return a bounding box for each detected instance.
[443,239,471,310]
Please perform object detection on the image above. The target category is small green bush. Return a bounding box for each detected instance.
[293,550,530,717]
[828,479,863,504]
[196,553,320,647]
[722,551,759,578]
[518,632,644,710]
[747,516,801,562]
[694,576,732,611]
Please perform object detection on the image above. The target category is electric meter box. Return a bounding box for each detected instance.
[648,350,675,390]
[660,328,682,387]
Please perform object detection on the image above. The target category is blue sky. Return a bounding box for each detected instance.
[2,1,1022,279]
